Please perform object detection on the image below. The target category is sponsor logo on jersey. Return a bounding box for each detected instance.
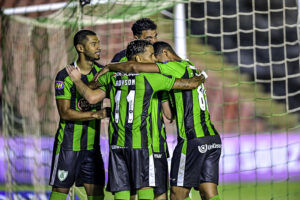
[111,145,127,150]
[55,81,64,90]
[113,72,139,77]
[77,98,90,111]
[58,169,68,182]
[198,143,222,153]
[77,98,101,111]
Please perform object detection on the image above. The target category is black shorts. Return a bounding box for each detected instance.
[106,146,156,193]
[170,135,221,188]
[49,145,105,188]
[153,152,168,195]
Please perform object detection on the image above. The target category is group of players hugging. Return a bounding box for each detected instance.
[49,18,222,200]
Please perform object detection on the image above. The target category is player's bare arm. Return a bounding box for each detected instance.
[57,99,109,121]
[102,61,160,74]
[66,65,106,104]
[172,75,206,90]
[162,101,174,120]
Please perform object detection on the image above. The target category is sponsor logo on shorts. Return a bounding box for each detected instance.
[58,170,68,182]
[55,81,64,90]
[198,143,221,153]
[154,153,162,159]
[111,145,127,150]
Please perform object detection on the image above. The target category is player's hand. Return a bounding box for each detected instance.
[95,66,110,79]
[88,80,101,89]
[66,65,81,82]
[92,107,111,119]
[192,74,206,84]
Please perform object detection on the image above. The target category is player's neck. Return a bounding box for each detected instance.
[76,56,94,75]
[164,54,181,62]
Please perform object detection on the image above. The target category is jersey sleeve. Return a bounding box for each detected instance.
[97,72,112,92]
[55,71,72,100]
[156,62,177,76]
[159,91,170,103]
[146,73,175,92]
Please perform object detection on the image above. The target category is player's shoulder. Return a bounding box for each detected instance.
[94,61,104,69]
[111,49,126,63]
[55,67,69,81]
[92,62,105,74]
[142,72,172,79]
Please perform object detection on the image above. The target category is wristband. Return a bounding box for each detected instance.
[200,71,208,79]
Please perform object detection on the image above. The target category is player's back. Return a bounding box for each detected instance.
[156,60,219,141]
[98,72,175,149]
[111,49,127,63]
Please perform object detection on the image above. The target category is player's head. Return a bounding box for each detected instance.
[131,18,158,44]
[126,40,156,63]
[153,41,178,62]
[73,30,101,60]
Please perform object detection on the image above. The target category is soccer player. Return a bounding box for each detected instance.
[96,41,222,200]
[111,18,158,63]
[49,30,108,200]
[110,18,171,200]
[66,40,205,200]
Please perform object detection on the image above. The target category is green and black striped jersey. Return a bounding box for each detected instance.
[111,52,169,153]
[54,62,103,151]
[156,60,219,141]
[150,91,169,153]
[98,71,175,149]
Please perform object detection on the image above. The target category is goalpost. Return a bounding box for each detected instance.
[1,0,300,199]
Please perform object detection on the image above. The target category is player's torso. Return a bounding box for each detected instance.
[55,63,103,151]
[110,52,168,150]
[159,60,218,140]
[151,92,168,153]
[106,72,161,149]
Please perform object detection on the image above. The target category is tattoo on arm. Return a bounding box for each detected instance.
[172,75,205,90]
[173,78,194,89]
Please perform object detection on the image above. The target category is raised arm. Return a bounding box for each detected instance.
[107,61,160,73]
[172,75,206,90]
[93,61,160,79]
[57,99,109,121]
[66,65,106,104]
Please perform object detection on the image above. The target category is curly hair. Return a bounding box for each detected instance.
[131,18,157,36]
[126,40,152,60]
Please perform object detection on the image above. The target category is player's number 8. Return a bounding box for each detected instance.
[197,85,206,111]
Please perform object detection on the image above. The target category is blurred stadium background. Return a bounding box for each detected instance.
[1,0,300,199]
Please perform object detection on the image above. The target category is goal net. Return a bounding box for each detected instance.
[1,0,300,199]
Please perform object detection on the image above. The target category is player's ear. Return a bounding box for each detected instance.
[133,35,139,40]
[135,55,142,62]
[76,44,84,53]
[163,49,169,57]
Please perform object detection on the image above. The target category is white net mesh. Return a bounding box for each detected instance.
[1,0,300,199]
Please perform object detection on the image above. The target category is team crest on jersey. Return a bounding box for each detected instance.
[58,170,68,182]
[55,81,64,90]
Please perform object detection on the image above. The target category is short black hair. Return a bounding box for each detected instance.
[73,29,96,47]
[153,41,176,57]
[131,18,157,36]
[126,40,152,61]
